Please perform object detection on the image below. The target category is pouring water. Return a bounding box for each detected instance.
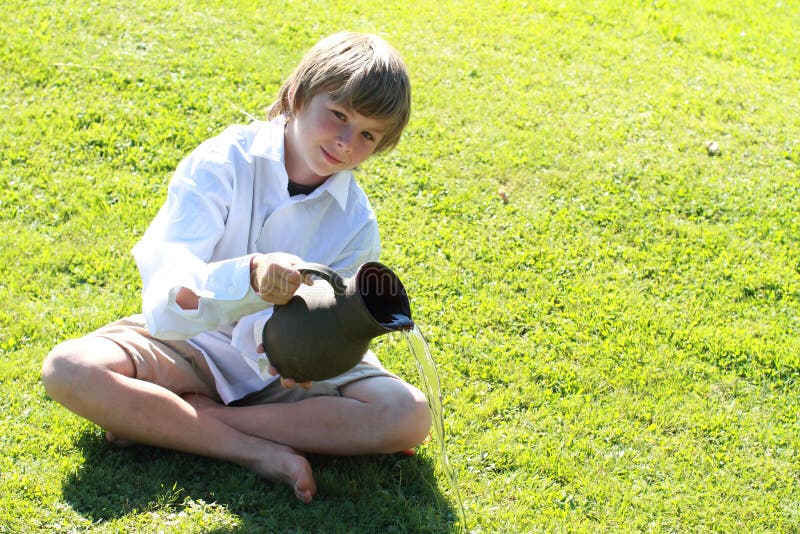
[393,317,468,530]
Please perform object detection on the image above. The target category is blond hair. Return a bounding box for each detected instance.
[268,32,411,153]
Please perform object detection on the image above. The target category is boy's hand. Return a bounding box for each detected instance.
[250,252,312,305]
[268,365,313,390]
[256,343,313,389]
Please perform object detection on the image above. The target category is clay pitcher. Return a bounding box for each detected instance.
[262,261,414,381]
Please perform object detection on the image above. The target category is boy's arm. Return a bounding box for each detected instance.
[175,253,309,310]
[133,125,278,340]
[133,236,267,340]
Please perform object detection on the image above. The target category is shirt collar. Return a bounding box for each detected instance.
[248,117,285,162]
[249,117,351,211]
[316,171,351,211]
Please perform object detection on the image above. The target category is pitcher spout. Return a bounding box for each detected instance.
[382,313,415,331]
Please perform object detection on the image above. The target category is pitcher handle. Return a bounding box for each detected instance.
[295,262,347,294]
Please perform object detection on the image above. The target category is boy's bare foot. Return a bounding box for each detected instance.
[181,392,316,502]
[108,424,315,502]
[247,440,317,503]
[107,428,315,502]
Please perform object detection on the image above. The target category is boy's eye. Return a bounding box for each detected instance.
[333,110,346,121]
[362,131,375,142]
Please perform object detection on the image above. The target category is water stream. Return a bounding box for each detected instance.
[403,324,468,530]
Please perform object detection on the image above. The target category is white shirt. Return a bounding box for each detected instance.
[132,117,381,402]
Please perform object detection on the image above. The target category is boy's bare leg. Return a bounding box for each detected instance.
[189,376,432,456]
[41,337,316,503]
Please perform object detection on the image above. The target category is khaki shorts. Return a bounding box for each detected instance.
[90,315,398,406]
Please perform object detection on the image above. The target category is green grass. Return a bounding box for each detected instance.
[2,0,800,531]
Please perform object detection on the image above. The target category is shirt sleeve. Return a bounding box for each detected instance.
[132,127,268,340]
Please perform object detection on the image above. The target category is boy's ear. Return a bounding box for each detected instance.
[287,85,302,114]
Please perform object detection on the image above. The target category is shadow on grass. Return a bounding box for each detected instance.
[62,430,458,532]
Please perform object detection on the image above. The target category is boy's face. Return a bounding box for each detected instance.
[284,92,390,185]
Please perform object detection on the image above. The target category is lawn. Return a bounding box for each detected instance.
[1,0,799,532]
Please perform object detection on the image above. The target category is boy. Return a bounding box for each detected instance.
[41,32,431,504]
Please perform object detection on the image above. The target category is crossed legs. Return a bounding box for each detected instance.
[186,375,432,456]
[41,337,431,503]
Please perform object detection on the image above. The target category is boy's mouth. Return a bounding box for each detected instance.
[321,147,343,165]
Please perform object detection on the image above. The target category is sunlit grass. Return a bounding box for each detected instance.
[2,0,799,531]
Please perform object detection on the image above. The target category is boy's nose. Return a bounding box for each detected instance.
[335,127,354,152]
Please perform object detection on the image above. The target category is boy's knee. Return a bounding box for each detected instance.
[41,340,86,398]
[379,386,432,451]
[41,338,123,401]
[402,391,433,448]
